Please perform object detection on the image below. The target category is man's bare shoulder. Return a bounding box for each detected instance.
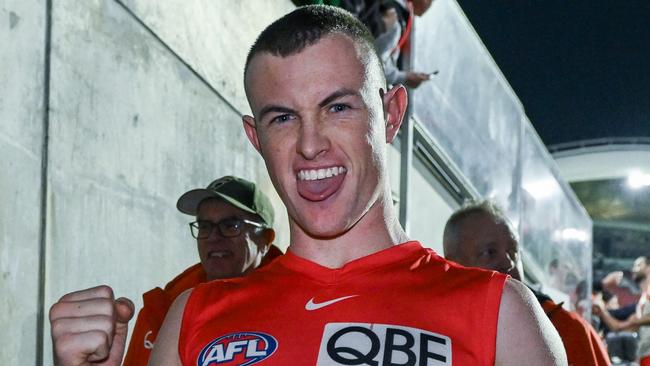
[496,278,567,366]
[147,289,192,366]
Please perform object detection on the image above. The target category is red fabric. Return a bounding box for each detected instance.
[641,355,650,366]
[180,242,507,365]
[123,245,283,366]
[541,300,611,366]
[392,0,413,54]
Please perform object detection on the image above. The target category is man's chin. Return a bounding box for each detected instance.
[298,218,354,240]
[205,266,239,281]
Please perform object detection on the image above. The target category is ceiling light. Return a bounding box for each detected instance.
[627,172,650,189]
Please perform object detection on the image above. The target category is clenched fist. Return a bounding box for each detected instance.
[50,285,135,366]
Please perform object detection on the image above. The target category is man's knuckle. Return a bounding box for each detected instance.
[49,302,62,321]
[92,298,114,317]
[54,332,78,356]
[95,285,114,299]
[50,318,65,338]
[97,315,115,332]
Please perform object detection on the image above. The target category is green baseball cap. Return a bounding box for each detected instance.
[176,176,275,226]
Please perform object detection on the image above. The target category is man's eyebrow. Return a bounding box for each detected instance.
[257,105,297,121]
[318,89,360,108]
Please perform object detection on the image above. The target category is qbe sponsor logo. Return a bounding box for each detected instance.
[197,331,278,366]
[316,323,451,366]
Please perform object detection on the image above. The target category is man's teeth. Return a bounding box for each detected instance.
[209,251,230,258]
[298,167,347,181]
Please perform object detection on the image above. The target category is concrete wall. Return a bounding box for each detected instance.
[0,1,294,365]
[0,1,46,365]
[387,145,457,254]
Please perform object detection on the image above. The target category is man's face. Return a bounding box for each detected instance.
[243,34,402,239]
[454,213,522,280]
[195,198,269,280]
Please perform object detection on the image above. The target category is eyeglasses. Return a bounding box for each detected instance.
[189,218,266,239]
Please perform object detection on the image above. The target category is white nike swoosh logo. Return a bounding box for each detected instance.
[305,295,358,311]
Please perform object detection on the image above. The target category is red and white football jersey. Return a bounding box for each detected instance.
[179,241,506,366]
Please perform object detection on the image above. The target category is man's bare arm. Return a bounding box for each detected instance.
[592,300,638,331]
[630,312,650,327]
[601,271,623,290]
[496,278,567,366]
[147,289,192,366]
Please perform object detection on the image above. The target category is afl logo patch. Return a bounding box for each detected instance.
[197,331,278,366]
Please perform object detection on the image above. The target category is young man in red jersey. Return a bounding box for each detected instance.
[51,6,566,366]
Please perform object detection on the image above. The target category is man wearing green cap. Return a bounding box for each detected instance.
[51,176,281,366]
[173,175,278,282]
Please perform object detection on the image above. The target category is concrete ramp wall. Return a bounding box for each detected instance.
[0,1,294,364]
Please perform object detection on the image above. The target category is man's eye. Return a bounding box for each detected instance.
[223,222,239,230]
[330,104,350,113]
[271,114,294,124]
[221,219,242,230]
[480,249,495,258]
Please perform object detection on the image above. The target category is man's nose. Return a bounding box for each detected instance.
[296,119,330,160]
[204,225,225,241]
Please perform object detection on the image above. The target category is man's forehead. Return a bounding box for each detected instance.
[246,34,368,82]
[245,34,379,118]
[197,198,245,216]
[460,213,515,240]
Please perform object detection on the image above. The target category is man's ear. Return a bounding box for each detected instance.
[242,115,262,153]
[382,84,408,143]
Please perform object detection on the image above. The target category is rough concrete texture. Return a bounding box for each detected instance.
[0,0,293,364]
[119,0,296,115]
[0,0,46,365]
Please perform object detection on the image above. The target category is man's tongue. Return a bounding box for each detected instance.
[297,172,345,201]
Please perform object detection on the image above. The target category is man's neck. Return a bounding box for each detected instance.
[287,197,409,268]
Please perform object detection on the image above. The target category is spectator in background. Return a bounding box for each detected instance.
[295,0,434,88]
[638,271,650,366]
[594,261,650,365]
[601,256,646,308]
[443,201,611,366]
[52,176,282,366]
[124,176,281,366]
[373,0,433,88]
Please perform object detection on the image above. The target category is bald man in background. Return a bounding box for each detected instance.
[443,201,611,366]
